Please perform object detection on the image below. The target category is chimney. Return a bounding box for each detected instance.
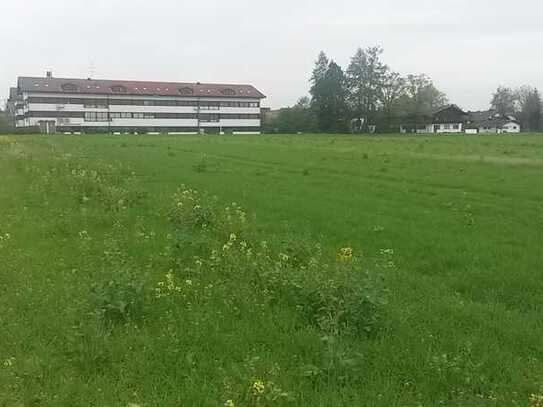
[46,71,52,79]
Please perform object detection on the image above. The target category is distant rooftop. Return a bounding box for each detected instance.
[17,76,266,99]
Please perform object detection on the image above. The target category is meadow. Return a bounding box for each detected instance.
[1,133,543,406]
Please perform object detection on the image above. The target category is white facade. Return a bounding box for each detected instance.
[502,122,521,133]
[12,76,265,134]
[479,121,521,134]
[409,123,463,134]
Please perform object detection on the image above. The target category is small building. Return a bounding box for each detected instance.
[400,106,522,135]
[430,105,468,133]
[467,110,521,134]
[478,117,521,134]
[400,105,468,134]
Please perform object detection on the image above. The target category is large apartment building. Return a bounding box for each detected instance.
[7,72,266,134]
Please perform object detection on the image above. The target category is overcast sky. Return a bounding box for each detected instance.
[1,0,542,110]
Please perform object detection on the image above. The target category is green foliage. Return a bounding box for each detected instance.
[193,154,208,172]
[310,54,349,133]
[346,46,388,131]
[516,86,542,131]
[0,110,11,134]
[168,190,386,337]
[308,48,448,133]
[3,134,543,405]
[91,269,145,326]
[264,97,318,133]
[491,86,517,117]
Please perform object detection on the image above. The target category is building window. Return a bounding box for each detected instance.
[84,112,109,122]
[220,88,236,96]
[133,113,145,119]
[200,102,220,110]
[178,87,194,95]
[452,124,459,130]
[61,83,79,92]
[110,85,127,93]
[200,114,219,122]
[84,99,108,108]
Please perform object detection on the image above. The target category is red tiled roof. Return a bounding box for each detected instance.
[18,76,266,99]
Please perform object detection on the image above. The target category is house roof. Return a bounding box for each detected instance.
[433,104,467,116]
[17,76,266,99]
[478,117,520,128]
[468,110,496,123]
[467,110,519,127]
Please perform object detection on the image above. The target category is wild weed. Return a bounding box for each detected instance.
[91,269,145,327]
[166,186,386,337]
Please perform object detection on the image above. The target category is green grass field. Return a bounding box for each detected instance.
[1,133,543,406]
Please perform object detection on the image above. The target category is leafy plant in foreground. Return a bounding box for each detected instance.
[91,269,145,327]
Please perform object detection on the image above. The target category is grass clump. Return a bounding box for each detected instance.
[91,269,146,327]
[166,184,385,338]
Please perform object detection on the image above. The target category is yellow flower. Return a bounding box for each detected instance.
[252,380,265,395]
[338,247,353,262]
[3,357,15,367]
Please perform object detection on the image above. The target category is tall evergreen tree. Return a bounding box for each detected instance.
[309,51,331,132]
[346,46,387,132]
[310,51,329,95]
[319,61,349,132]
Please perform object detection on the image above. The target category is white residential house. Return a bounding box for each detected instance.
[400,105,468,134]
[472,113,521,134]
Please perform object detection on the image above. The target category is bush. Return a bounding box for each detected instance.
[169,185,251,241]
[166,186,386,337]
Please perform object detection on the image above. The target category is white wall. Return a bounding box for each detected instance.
[21,92,262,129]
[502,122,520,133]
[433,123,463,134]
[28,103,260,115]
[25,116,261,128]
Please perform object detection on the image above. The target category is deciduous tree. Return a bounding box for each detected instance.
[491,86,516,117]
[516,86,542,131]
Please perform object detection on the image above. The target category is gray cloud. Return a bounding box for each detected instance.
[2,0,542,110]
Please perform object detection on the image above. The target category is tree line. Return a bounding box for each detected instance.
[264,47,543,133]
[490,86,542,131]
[264,47,447,133]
